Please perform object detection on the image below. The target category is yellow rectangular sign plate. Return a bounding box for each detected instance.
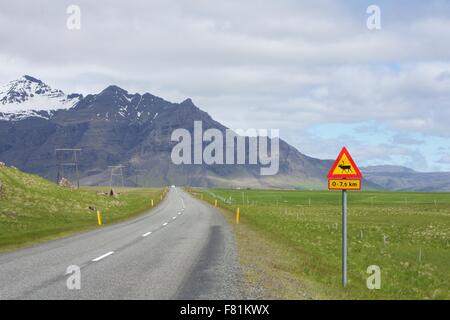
[328,179,361,191]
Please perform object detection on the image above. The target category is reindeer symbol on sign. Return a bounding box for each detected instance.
[338,161,352,173]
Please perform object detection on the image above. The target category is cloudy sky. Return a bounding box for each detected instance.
[1,0,450,171]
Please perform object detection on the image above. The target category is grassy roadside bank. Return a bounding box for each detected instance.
[0,165,166,253]
[188,188,450,300]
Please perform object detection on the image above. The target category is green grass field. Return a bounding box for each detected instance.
[191,188,450,300]
[0,165,165,252]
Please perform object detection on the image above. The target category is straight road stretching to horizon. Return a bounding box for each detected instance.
[0,188,242,299]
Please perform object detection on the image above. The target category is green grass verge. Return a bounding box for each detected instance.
[189,188,450,300]
[0,165,166,253]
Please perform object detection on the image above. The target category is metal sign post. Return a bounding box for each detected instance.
[342,190,347,287]
[327,147,362,288]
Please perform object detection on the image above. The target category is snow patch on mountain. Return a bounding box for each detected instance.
[0,75,81,121]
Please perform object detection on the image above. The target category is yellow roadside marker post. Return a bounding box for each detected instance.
[214,199,218,207]
[151,199,154,207]
[97,210,102,226]
[236,207,240,224]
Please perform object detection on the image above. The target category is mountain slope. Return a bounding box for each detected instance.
[0,76,332,189]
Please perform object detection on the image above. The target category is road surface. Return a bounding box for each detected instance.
[0,188,242,299]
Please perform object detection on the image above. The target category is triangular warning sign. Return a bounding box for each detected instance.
[327,147,362,179]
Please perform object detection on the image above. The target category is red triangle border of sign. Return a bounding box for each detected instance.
[327,147,363,179]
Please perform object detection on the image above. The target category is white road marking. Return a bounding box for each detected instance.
[92,251,114,262]
[142,232,152,237]
[163,222,168,226]
[172,216,177,220]
[178,212,182,215]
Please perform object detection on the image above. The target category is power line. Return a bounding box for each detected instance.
[55,148,82,188]
[108,165,126,188]
[134,169,148,187]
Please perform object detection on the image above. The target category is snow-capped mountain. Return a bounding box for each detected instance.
[0,75,447,191]
[0,76,331,189]
[0,75,82,120]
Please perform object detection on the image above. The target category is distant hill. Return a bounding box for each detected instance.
[363,166,450,192]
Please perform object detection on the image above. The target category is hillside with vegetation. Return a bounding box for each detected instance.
[0,164,164,252]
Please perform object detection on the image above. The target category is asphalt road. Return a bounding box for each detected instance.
[0,188,242,300]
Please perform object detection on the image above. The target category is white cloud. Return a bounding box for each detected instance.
[0,0,449,169]
[438,154,450,164]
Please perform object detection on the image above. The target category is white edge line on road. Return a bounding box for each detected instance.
[92,251,114,262]
[142,231,152,237]
[172,216,176,220]
[163,222,168,226]
[178,212,182,215]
